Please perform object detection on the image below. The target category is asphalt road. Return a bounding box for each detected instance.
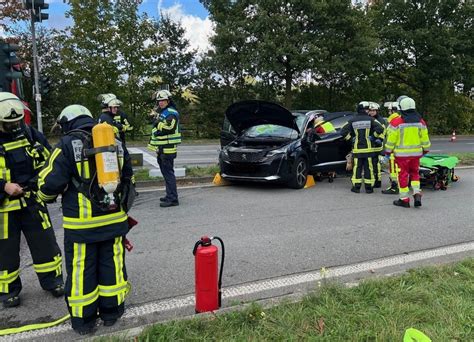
[1,168,473,338]
[131,137,474,168]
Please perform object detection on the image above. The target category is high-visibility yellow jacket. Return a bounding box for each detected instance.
[385,112,431,157]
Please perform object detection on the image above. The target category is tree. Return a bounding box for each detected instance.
[202,0,315,108]
[60,0,119,114]
[370,0,474,132]
[114,0,162,137]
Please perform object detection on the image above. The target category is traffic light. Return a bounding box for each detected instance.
[39,76,51,95]
[0,42,23,92]
[23,0,49,22]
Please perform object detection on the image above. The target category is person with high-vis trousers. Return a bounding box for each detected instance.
[37,105,134,335]
[385,97,431,208]
[0,92,64,309]
[382,101,402,195]
[148,90,182,207]
[341,101,385,193]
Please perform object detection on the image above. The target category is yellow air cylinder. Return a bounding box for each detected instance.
[92,123,119,198]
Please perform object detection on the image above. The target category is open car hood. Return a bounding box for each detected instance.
[225,100,299,135]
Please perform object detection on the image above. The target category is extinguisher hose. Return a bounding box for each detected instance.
[211,236,225,308]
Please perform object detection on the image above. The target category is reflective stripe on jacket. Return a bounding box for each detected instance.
[0,132,50,213]
[148,107,182,154]
[340,114,385,156]
[37,126,132,243]
[385,116,431,157]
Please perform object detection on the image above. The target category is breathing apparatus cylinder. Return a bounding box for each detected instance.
[92,122,120,207]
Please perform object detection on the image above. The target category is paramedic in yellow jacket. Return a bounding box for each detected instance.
[385,97,431,208]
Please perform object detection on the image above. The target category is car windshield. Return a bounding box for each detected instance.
[243,124,298,139]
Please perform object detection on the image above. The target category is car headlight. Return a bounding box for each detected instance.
[221,149,229,158]
[266,148,287,157]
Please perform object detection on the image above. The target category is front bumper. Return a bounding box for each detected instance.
[219,153,288,182]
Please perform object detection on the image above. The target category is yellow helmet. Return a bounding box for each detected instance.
[0,92,26,122]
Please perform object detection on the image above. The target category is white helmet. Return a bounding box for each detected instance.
[399,97,416,111]
[358,101,370,110]
[0,92,26,122]
[396,95,408,103]
[387,101,400,111]
[57,105,93,124]
[368,102,380,110]
[107,98,123,107]
[98,93,117,107]
[154,89,172,101]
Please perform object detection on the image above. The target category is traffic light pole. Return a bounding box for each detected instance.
[30,8,43,133]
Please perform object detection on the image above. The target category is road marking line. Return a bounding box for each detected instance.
[5,241,473,341]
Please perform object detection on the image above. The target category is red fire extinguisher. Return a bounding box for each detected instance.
[193,236,225,313]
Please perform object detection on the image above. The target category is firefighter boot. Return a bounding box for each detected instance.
[49,284,65,298]
[350,184,361,193]
[365,185,374,193]
[393,199,410,208]
[414,194,422,208]
[3,296,20,308]
[159,197,167,202]
[373,181,382,188]
[382,182,399,195]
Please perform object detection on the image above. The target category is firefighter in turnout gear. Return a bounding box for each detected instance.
[341,101,385,193]
[367,102,386,189]
[382,101,402,195]
[385,97,431,208]
[98,95,133,144]
[148,90,182,207]
[37,105,134,335]
[0,92,64,309]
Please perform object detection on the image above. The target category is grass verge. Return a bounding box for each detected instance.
[134,165,219,182]
[450,152,474,166]
[135,259,473,341]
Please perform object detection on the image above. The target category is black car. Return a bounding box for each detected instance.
[219,100,354,189]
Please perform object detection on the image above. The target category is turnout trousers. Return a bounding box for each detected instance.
[395,157,421,202]
[64,236,129,330]
[389,154,399,185]
[351,156,376,187]
[157,153,178,202]
[0,207,63,301]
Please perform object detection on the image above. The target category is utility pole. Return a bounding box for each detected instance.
[23,0,49,133]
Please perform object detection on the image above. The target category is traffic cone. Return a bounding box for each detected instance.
[304,175,316,188]
[450,130,456,142]
[213,173,229,186]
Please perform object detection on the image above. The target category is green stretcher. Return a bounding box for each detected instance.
[419,154,460,190]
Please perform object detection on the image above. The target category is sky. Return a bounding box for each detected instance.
[45,0,213,52]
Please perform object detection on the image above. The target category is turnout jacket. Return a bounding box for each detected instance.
[148,106,182,155]
[98,111,133,142]
[340,112,384,157]
[37,118,133,243]
[0,126,51,213]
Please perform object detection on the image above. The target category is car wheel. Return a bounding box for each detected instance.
[289,157,308,189]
